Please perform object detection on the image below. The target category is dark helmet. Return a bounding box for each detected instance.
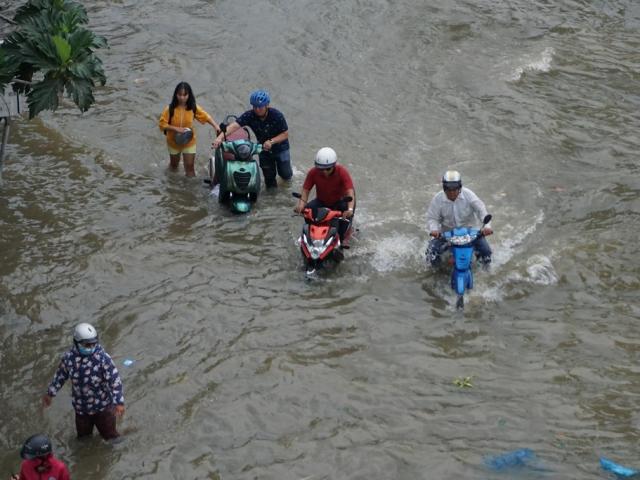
[236,143,252,160]
[20,434,52,460]
[442,170,462,191]
[249,89,270,108]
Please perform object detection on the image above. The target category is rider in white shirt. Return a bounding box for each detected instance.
[426,170,493,267]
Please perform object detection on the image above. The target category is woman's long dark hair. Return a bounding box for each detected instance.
[168,82,197,124]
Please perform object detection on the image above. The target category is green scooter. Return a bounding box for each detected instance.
[207,116,262,213]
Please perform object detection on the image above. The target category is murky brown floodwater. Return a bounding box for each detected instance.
[2,0,640,478]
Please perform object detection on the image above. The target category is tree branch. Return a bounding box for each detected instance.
[0,13,16,25]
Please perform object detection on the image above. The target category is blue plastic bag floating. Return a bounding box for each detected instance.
[123,359,135,367]
[600,457,639,477]
[485,448,536,470]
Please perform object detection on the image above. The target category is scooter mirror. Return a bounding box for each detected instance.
[483,214,492,225]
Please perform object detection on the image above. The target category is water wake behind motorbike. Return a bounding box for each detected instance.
[292,192,354,276]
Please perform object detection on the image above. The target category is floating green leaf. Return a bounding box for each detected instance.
[453,376,474,388]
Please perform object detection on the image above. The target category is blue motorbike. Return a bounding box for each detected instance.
[441,214,492,309]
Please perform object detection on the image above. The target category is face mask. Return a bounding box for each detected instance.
[78,345,97,356]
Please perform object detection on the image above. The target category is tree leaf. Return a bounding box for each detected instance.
[52,35,71,63]
[0,50,18,89]
[27,76,64,118]
[16,34,62,72]
[92,35,108,50]
[7,0,105,118]
[65,77,94,112]
[67,29,94,59]
[14,0,88,25]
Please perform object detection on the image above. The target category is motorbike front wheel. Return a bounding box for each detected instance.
[305,258,320,276]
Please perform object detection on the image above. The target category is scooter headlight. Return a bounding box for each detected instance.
[450,234,472,246]
[310,239,326,259]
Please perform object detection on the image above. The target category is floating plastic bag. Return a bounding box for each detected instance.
[485,448,536,470]
[600,457,638,477]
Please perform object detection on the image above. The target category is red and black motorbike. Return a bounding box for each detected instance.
[292,192,354,276]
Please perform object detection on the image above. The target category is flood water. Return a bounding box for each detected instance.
[1,0,639,478]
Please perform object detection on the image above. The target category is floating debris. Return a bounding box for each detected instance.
[600,457,638,477]
[453,376,473,388]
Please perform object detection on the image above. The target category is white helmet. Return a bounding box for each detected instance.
[73,323,98,343]
[442,170,462,191]
[315,147,337,169]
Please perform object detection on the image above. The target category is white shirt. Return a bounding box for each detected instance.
[426,187,490,232]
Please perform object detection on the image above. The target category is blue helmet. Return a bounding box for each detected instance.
[249,90,270,107]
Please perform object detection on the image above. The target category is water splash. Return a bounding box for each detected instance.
[508,47,555,81]
[492,210,545,267]
[370,234,422,272]
[526,255,558,285]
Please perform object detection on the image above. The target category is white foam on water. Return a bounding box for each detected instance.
[475,254,557,304]
[507,47,555,81]
[492,210,545,267]
[291,162,304,178]
[525,254,558,285]
[370,234,422,272]
[474,284,504,303]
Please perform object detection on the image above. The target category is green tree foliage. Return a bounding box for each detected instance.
[0,0,107,118]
